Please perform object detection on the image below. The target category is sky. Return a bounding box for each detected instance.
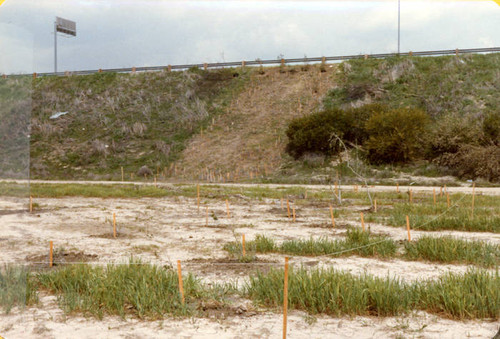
[0,0,499,74]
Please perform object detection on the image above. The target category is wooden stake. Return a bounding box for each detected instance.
[334,181,339,196]
[177,260,185,305]
[283,257,289,339]
[440,186,443,197]
[197,184,200,212]
[409,189,413,204]
[446,192,451,208]
[242,234,246,257]
[374,199,377,213]
[329,205,335,228]
[281,197,284,209]
[360,212,365,232]
[113,213,117,238]
[121,167,124,181]
[292,206,296,222]
[304,189,307,199]
[29,196,33,213]
[433,188,436,205]
[471,183,476,218]
[226,199,230,218]
[206,206,209,226]
[49,241,53,267]
[406,215,411,241]
[286,199,290,218]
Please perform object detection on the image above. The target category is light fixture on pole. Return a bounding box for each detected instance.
[54,16,76,74]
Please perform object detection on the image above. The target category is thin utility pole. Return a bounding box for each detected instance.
[398,0,401,55]
[54,19,57,73]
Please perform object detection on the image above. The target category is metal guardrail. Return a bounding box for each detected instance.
[4,47,500,78]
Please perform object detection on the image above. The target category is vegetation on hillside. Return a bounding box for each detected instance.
[285,53,500,182]
[30,68,249,179]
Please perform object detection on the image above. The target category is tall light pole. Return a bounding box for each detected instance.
[54,17,76,74]
[398,0,401,55]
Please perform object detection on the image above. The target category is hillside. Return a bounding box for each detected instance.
[25,52,500,182]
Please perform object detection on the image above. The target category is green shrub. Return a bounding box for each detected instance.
[483,111,500,145]
[427,114,483,157]
[364,107,430,164]
[285,104,384,159]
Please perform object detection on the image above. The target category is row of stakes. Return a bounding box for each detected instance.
[37,183,476,339]
[37,182,476,266]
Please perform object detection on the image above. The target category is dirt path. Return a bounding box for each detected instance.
[6,179,500,196]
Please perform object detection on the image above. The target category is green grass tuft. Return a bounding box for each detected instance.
[245,267,499,319]
[404,236,500,267]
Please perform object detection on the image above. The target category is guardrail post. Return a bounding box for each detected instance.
[203,63,208,71]
[167,65,172,72]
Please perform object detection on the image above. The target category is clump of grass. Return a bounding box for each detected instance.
[0,265,37,314]
[417,269,500,319]
[224,228,397,259]
[223,234,277,262]
[385,202,500,233]
[404,236,500,268]
[36,260,201,319]
[280,228,396,258]
[245,267,499,319]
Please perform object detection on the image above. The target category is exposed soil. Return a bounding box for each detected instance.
[0,183,499,338]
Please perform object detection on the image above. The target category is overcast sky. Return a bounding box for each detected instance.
[0,0,499,74]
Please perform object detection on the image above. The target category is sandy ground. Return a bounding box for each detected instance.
[0,184,499,338]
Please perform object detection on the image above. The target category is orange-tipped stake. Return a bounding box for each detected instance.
[177,260,185,305]
[242,234,246,257]
[329,205,335,228]
[374,199,377,213]
[29,196,33,213]
[49,241,53,267]
[226,199,230,218]
[406,215,411,241]
[286,199,291,218]
[471,183,476,218]
[446,193,451,208]
[283,257,289,339]
[113,213,117,238]
[292,206,296,222]
[409,189,413,204]
[197,184,200,212]
[360,212,365,232]
[440,186,443,197]
[334,181,339,196]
